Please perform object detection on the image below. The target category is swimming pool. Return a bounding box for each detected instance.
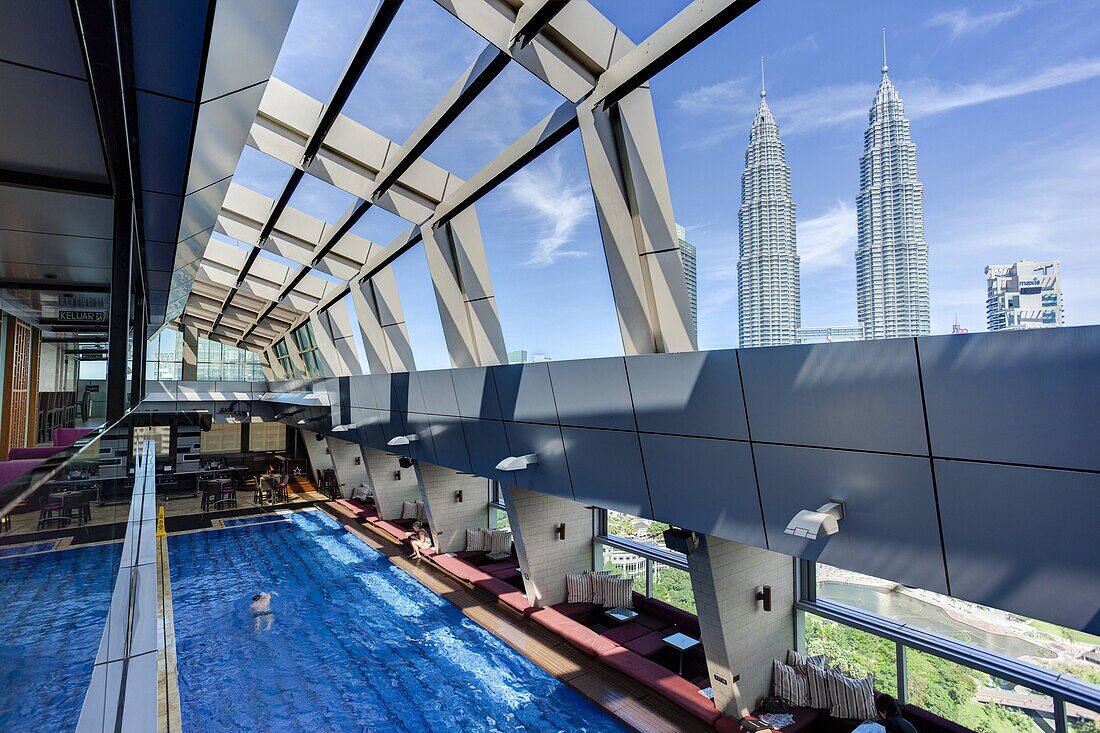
[0,542,119,731]
[168,509,629,732]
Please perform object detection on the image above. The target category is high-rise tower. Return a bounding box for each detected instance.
[738,58,800,347]
[856,31,930,339]
[676,223,698,341]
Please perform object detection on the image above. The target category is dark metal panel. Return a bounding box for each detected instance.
[935,459,1100,635]
[368,373,397,412]
[625,349,748,439]
[404,370,428,414]
[141,190,183,244]
[740,340,927,455]
[130,0,208,101]
[562,427,650,518]
[452,366,502,420]
[919,329,1100,471]
[418,369,461,417]
[347,374,376,410]
[135,90,193,194]
[400,411,437,465]
[350,406,387,451]
[755,443,948,594]
[549,357,636,431]
[425,413,471,473]
[0,0,88,78]
[460,418,512,483]
[641,433,765,547]
[501,421,572,499]
[492,363,558,424]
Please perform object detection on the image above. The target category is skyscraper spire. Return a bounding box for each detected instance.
[738,59,800,347]
[881,27,888,74]
[856,32,930,339]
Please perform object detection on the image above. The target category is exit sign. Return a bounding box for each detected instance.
[58,309,106,323]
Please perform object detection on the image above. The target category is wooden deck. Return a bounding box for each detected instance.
[322,501,717,733]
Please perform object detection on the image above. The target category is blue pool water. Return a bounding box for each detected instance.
[0,543,119,731]
[221,514,289,527]
[0,541,56,559]
[169,510,629,732]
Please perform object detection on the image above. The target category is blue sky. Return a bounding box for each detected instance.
[228,0,1100,369]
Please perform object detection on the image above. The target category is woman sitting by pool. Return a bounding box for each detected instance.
[409,522,432,560]
[249,591,275,631]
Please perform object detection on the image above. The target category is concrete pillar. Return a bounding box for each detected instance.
[298,428,334,486]
[181,325,199,381]
[415,462,491,553]
[326,437,370,499]
[360,446,421,520]
[502,485,593,608]
[688,535,795,718]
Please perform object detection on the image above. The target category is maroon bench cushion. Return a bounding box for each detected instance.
[7,446,64,460]
[550,601,599,620]
[433,554,494,584]
[489,566,520,580]
[530,608,620,657]
[455,550,485,561]
[498,589,532,614]
[634,593,701,638]
[480,560,517,574]
[599,646,720,725]
[474,577,518,597]
[374,520,412,542]
[53,427,93,447]
[0,459,44,488]
[624,629,670,658]
[602,622,652,645]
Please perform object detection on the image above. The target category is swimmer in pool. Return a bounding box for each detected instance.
[249,591,275,631]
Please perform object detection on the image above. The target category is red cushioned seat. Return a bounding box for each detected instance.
[489,566,520,580]
[633,593,701,638]
[624,629,670,658]
[599,647,720,725]
[550,601,599,619]
[480,560,516,574]
[530,608,621,657]
[602,622,651,645]
[474,577,517,597]
[498,590,532,615]
[7,446,64,460]
[374,520,411,542]
[634,613,671,632]
[433,554,493,584]
[455,550,485,561]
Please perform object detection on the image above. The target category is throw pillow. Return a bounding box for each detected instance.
[489,529,512,555]
[805,662,831,710]
[825,669,877,720]
[602,576,634,609]
[772,660,812,708]
[401,500,418,519]
[787,650,829,673]
[465,528,487,552]
[586,570,613,605]
[565,572,591,604]
[414,500,426,520]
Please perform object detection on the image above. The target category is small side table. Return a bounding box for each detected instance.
[662,632,700,675]
[604,607,639,624]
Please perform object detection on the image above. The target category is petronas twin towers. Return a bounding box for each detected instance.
[737,41,929,347]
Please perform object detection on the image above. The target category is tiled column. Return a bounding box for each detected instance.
[181,325,198,381]
[688,535,795,718]
[502,485,593,608]
[326,437,370,499]
[299,428,334,485]
[415,462,491,552]
[360,446,421,520]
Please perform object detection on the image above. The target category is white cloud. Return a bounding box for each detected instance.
[927,5,1024,39]
[677,57,1100,147]
[797,200,857,272]
[505,152,592,268]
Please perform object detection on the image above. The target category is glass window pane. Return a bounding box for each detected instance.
[817,563,1098,681]
[599,544,645,589]
[490,507,510,531]
[606,510,671,550]
[908,649,1054,733]
[805,614,898,696]
[652,564,695,614]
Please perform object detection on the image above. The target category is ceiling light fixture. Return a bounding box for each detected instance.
[495,454,539,471]
[784,501,845,540]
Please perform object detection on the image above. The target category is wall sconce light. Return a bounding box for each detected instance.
[387,434,419,447]
[398,456,414,468]
[354,456,360,465]
[393,470,401,481]
[455,489,463,503]
[496,453,539,471]
[555,523,566,541]
[784,501,845,540]
[755,585,772,612]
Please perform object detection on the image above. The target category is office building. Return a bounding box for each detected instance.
[797,324,865,344]
[986,260,1063,330]
[738,64,801,347]
[856,39,930,339]
[676,224,699,341]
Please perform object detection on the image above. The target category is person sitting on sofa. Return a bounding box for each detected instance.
[876,694,918,733]
[409,521,432,560]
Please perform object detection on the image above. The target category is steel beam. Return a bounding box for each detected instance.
[510,0,572,47]
[0,169,112,198]
[106,201,134,421]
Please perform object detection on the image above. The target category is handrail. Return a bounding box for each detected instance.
[75,439,160,732]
